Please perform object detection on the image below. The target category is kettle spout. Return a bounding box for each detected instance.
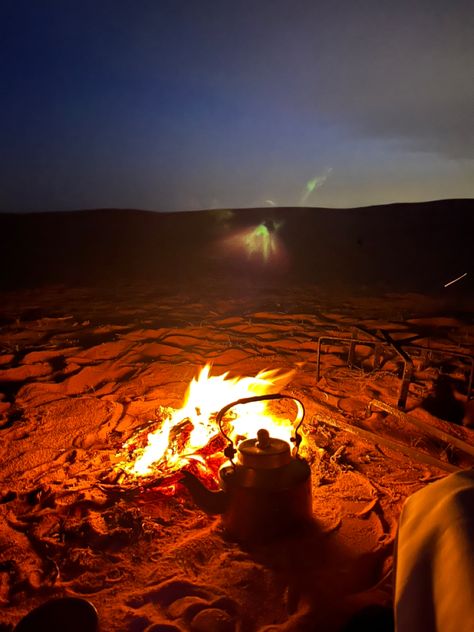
[180,470,228,515]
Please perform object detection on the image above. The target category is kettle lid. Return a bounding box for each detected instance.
[237,428,292,469]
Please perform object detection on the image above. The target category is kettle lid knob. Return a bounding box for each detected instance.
[256,428,271,449]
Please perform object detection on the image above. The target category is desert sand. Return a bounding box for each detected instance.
[0,202,473,631]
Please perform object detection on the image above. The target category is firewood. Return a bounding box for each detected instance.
[313,407,461,474]
[368,399,474,458]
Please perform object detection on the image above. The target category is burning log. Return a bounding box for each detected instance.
[167,417,193,455]
[117,363,296,484]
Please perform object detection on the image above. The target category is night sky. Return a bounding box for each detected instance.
[2,0,473,212]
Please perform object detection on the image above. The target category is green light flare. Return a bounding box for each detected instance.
[244,223,273,262]
[306,178,318,193]
[301,168,333,204]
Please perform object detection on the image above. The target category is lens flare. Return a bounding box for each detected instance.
[300,168,333,204]
[219,219,286,266]
[244,223,274,261]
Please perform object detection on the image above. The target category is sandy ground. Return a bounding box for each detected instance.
[0,281,473,631]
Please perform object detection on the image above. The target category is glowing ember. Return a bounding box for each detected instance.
[124,364,295,477]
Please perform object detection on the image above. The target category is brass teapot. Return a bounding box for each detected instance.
[181,394,313,543]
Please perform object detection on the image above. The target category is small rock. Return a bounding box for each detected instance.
[167,595,209,620]
[125,595,145,609]
[27,570,42,590]
[210,596,239,617]
[125,613,150,631]
[191,608,235,632]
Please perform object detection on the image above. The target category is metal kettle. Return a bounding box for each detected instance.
[181,394,313,543]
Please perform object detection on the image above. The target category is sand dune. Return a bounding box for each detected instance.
[1,200,472,294]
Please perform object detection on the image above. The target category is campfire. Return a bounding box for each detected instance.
[119,363,297,484]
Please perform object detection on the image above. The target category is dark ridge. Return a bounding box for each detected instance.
[0,199,472,295]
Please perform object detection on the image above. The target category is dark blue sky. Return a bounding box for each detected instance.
[1,0,473,212]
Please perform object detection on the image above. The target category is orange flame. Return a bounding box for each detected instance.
[124,364,295,477]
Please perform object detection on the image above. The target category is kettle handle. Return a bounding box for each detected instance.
[216,394,305,464]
